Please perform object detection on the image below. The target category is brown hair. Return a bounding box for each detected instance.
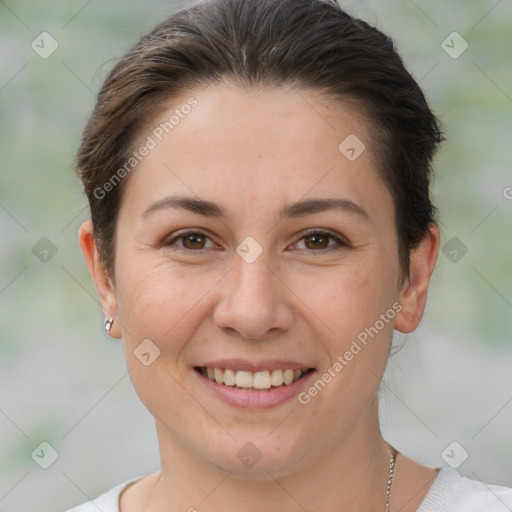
[75,0,443,281]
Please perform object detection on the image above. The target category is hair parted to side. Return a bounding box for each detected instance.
[75,0,444,282]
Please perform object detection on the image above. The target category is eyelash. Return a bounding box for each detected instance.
[163,228,349,254]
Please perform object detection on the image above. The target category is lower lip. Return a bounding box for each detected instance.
[194,368,316,409]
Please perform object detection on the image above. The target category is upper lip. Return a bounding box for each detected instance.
[195,359,315,372]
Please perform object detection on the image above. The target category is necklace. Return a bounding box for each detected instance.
[385,445,398,512]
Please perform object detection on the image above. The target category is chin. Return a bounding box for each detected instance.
[202,435,307,480]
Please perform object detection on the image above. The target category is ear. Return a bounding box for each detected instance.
[78,219,121,338]
[394,223,440,333]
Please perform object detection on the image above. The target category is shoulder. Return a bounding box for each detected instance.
[62,475,146,512]
[453,472,512,510]
[418,467,512,511]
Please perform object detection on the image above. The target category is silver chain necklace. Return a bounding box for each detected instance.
[385,445,397,512]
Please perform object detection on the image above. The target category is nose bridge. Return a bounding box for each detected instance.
[230,232,277,301]
[213,242,293,339]
[233,248,276,303]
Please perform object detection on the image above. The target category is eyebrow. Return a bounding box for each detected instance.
[141,195,369,221]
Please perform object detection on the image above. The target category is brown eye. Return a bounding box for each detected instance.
[164,230,216,252]
[181,233,207,250]
[293,230,348,253]
[304,233,331,250]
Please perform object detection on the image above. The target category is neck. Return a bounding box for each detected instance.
[142,396,393,512]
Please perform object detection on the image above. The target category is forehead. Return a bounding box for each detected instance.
[121,82,393,224]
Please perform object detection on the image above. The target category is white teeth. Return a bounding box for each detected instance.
[235,371,253,388]
[223,368,236,386]
[271,369,284,386]
[283,369,294,385]
[253,371,271,389]
[214,367,223,384]
[200,367,309,389]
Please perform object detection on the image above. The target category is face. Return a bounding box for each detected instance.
[81,81,436,479]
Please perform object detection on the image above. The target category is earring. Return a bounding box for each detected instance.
[104,318,114,335]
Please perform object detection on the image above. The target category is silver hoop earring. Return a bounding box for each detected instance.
[104,318,114,335]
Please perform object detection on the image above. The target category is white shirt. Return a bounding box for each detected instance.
[64,467,512,511]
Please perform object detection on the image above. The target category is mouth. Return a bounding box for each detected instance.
[193,366,316,391]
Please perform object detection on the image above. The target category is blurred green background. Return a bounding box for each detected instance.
[1,0,511,510]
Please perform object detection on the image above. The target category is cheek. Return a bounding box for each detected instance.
[114,263,205,418]
[297,256,398,338]
[293,261,397,417]
[115,259,217,352]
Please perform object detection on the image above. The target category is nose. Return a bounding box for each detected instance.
[213,252,294,340]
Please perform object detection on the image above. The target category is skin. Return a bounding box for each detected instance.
[79,81,440,512]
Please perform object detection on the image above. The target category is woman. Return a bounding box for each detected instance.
[67,0,512,510]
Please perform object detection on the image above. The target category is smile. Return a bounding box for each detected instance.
[193,365,317,409]
[195,366,314,391]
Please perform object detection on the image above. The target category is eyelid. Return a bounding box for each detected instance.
[291,228,350,252]
[163,228,219,252]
